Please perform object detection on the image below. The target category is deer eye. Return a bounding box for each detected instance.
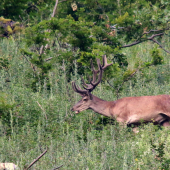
[83,98,88,101]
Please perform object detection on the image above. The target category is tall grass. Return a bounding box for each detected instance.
[0,38,170,169]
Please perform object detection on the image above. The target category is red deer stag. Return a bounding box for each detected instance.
[72,55,170,129]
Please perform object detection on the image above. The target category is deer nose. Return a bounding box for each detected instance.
[71,108,74,111]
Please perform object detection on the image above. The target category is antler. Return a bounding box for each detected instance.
[102,55,113,70]
[72,55,113,94]
[72,81,87,95]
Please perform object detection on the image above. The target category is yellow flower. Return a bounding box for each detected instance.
[135,158,138,161]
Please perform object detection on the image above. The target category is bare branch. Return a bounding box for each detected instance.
[150,38,170,54]
[45,57,53,61]
[52,165,63,170]
[142,27,170,36]
[121,33,164,48]
[25,149,47,170]
[52,0,59,18]
[121,29,170,54]
[36,101,48,120]
[147,33,164,40]
[121,40,143,48]
[107,80,114,89]
[23,55,37,72]
[39,45,44,55]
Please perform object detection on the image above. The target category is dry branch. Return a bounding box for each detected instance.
[121,40,142,48]
[52,0,59,18]
[39,45,44,55]
[36,101,48,120]
[150,38,170,54]
[121,28,170,54]
[25,149,47,170]
[45,57,53,61]
[23,55,37,72]
[52,164,63,170]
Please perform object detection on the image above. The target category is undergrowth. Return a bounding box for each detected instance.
[0,38,170,169]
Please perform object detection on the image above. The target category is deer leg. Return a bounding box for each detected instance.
[132,127,139,133]
[159,113,170,127]
[127,123,139,133]
[162,120,170,127]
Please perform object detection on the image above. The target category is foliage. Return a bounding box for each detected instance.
[0,92,15,135]
[0,34,170,169]
[0,1,170,169]
[151,46,164,65]
[0,17,23,37]
[0,0,29,20]
[20,48,52,91]
[19,0,169,92]
[150,139,170,170]
[0,0,55,21]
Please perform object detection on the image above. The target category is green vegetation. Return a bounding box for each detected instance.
[0,36,170,169]
[0,0,170,169]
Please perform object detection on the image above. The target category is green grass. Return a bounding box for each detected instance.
[0,38,170,169]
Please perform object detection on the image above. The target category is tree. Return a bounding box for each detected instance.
[0,0,56,21]
[21,0,169,94]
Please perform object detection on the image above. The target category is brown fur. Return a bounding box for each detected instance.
[72,94,170,127]
[72,55,170,129]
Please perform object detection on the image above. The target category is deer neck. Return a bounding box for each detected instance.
[89,95,114,117]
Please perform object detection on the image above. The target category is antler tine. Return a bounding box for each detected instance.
[81,76,93,90]
[88,56,112,91]
[96,58,101,70]
[72,56,112,95]
[90,59,99,83]
[81,76,87,87]
[102,55,113,70]
[79,63,103,92]
[90,64,103,88]
[91,58,102,84]
[72,81,87,94]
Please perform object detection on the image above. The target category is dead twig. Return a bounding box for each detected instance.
[150,38,170,54]
[52,164,63,170]
[23,55,37,73]
[39,45,44,55]
[25,149,48,170]
[141,27,170,38]
[36,101,48,120]
[45,57,53,61]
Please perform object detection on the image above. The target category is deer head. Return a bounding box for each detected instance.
[71,55,112,114]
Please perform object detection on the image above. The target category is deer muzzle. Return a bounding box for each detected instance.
[71,107,79,114]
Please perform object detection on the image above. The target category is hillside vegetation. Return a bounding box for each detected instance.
[0,0,170,169]
[0,37,170,169]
